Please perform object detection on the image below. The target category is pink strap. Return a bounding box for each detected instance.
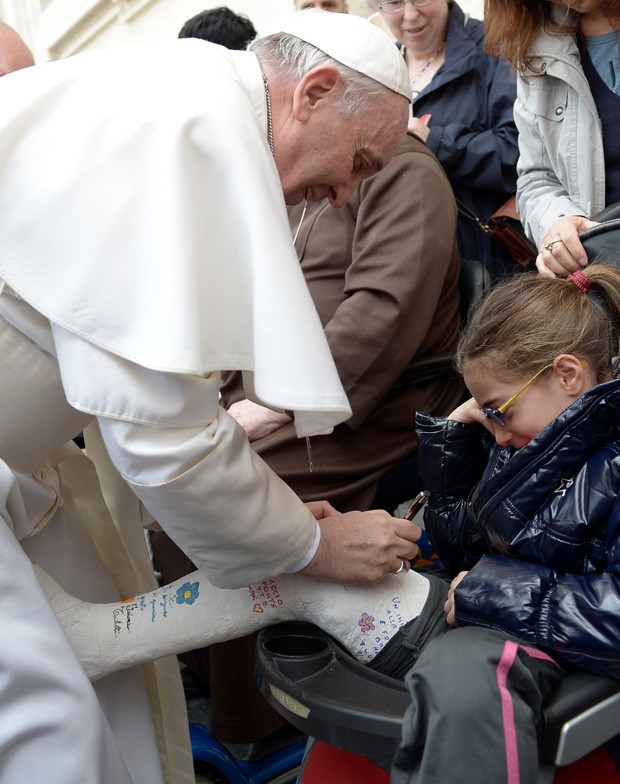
[496,641,521,784]
[568,270,594,292]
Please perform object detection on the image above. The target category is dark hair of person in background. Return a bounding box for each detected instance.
[178,6,257,50]
[484,0,619,69]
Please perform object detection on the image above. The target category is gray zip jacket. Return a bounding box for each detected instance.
[515,10,606,249]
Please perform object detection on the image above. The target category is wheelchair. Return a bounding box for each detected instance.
[255,621,620,783]
[190,720,305,784]
[191,243,620,782]
[185,664,306,784]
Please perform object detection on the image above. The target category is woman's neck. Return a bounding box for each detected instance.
[579,9,618,35]
[404,40,445,63]
[404,42,446,95]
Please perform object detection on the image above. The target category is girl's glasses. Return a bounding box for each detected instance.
[378,0,434,13]
[481,364,553,427]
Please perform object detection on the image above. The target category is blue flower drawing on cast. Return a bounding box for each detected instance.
[176,582,199,605]
[358,612,375,633]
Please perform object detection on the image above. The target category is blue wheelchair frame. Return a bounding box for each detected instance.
[190,722,305,784]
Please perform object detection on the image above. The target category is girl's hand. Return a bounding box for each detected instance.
[448,398,486,425]
[448,398,496,436]
[444,570,468,626]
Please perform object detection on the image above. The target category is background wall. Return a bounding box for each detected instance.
[0,0,484,63]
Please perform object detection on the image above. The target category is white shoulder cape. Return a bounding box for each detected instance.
[0,40,351,437]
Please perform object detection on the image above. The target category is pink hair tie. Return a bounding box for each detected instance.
[568,269,594,293]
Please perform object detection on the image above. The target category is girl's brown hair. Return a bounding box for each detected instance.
[456,264,620,382]
[484,0,620,70]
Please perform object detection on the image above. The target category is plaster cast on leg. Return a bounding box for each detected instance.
[34,565,430,681]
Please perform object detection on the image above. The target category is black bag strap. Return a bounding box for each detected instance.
[455,199,491,233]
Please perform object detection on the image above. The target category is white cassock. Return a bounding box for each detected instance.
[0,39,351,784]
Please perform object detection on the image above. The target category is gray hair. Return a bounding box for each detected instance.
[250,32,393,118]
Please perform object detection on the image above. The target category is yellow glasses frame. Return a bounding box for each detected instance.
[481,364,553,426]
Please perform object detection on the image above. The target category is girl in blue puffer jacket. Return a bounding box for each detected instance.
[27,264,620,782]
[393,261,620,783]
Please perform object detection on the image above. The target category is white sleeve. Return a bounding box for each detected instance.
[52,324,319,588]
[0,464,133,783]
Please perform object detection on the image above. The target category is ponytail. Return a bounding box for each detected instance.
[456,264,620,382]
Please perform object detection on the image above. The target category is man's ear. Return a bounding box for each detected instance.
[291,65,341,122]
[553,354,591,396]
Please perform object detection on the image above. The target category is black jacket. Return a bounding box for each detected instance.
[416,379,620,678]
[405,2,519,277]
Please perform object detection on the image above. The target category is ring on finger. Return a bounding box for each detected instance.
[394,559,409,576]
[544,238,563,252]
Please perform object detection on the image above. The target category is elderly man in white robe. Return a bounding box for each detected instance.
[0,10,415,784]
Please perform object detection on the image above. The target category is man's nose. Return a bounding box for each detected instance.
[328,177,363,208]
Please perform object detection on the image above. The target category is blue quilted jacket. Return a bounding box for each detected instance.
[404,2,519,278]
[416,378,620,679]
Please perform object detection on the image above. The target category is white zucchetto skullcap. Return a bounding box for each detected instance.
[261,9,412,101]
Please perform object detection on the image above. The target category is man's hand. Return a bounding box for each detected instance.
[305,500,340,519]
[300,509,422,584]
[444,570,468,626]
[228,399,291,441]
[536,216,598,278]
